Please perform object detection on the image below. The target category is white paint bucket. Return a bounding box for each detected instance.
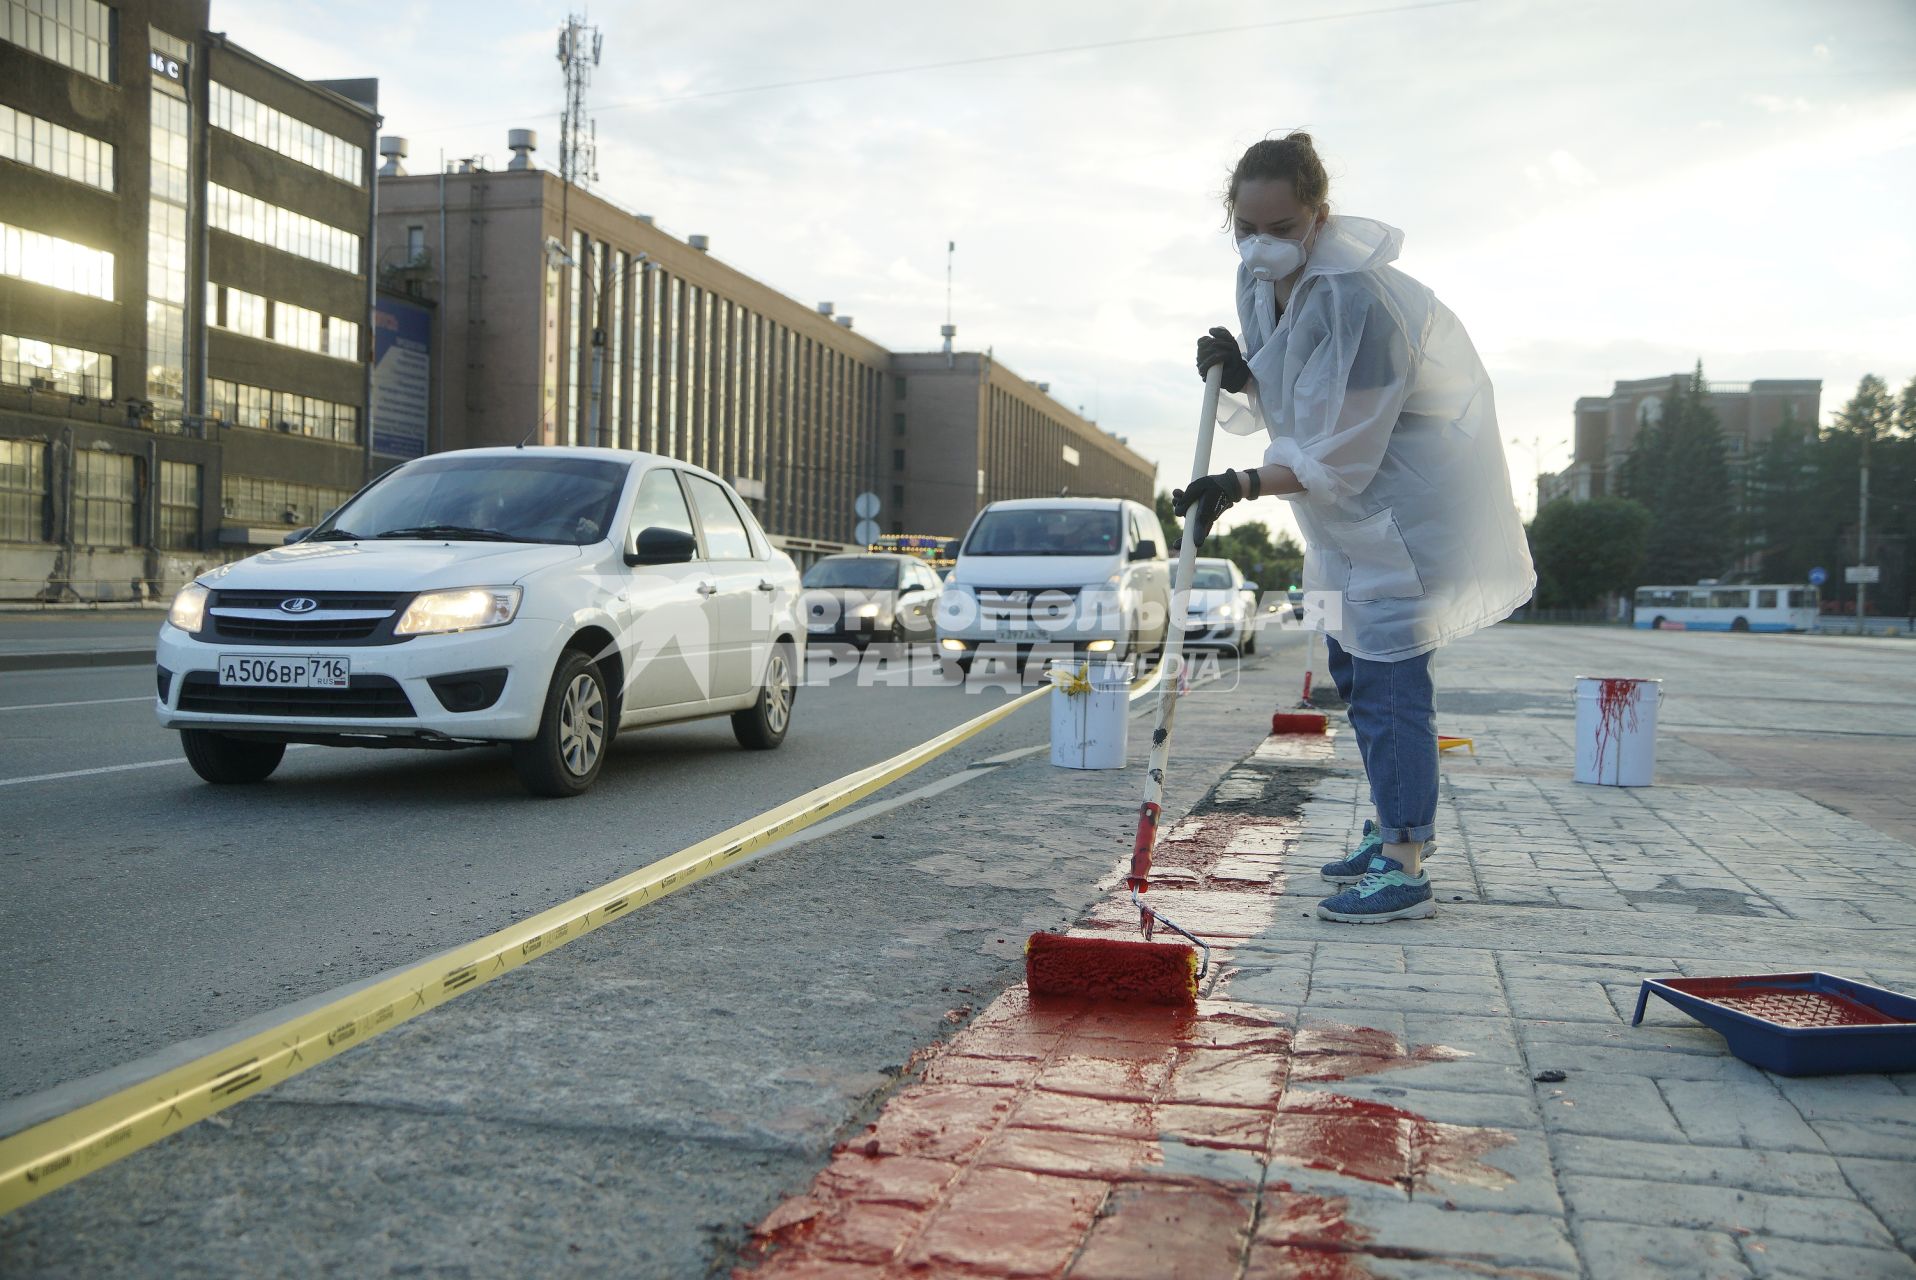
[1573,675,1663,786]
[1049,661,1133,770]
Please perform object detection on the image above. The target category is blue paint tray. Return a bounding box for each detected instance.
[1633,972,1916,1076]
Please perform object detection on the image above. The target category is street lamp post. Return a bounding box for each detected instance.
[1855,426,1871,632]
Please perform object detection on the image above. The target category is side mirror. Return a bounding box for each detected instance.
[899,581,923,595]
[283,527,312,545]
[1131,539,1158,561]
[626,526,699,566]
[1243,581,1259,593]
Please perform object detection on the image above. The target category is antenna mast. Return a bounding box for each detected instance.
[557,14,603,191]
[940,240,957,367]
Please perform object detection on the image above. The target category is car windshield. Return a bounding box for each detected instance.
[804,558,901,589]
[963,508,1121,556]
[315,456,628,545]
[1191,567,1233,590]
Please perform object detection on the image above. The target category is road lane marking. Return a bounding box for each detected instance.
[0,746,315,789]
[0,696,153,713]
[0,758,186,788]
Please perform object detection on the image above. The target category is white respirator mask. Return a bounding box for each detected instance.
[1237,232,1309,282]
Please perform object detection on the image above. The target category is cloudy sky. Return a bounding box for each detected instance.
[227,0,1914,542]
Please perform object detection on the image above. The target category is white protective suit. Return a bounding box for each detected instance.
[1220,214,1535,661]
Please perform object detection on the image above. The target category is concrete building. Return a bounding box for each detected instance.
[890,352,1154,538]
[375,141,1154,552]
[1542,374,1821,504]
[0,0,379,601]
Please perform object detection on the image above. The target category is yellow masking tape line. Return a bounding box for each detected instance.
[0,680,1059,1215]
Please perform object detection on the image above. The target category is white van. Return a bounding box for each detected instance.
[934,497,1170,674]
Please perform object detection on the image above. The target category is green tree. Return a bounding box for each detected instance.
[1895,375,1916,438]
[1748,406,1826,583]
[1526,497,1651,608]
[1618,362,1735,583]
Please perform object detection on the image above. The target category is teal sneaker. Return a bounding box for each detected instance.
[1321,824,1437,885]
[1316,856,1436,923]
[1319,820,1381,884]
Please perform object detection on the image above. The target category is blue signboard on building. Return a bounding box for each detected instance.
[372,296,431,459]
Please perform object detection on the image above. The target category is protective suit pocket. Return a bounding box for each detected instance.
[1330,507,1425,602]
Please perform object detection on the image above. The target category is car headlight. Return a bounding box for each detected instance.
[853,602,880,619]
[167,583,209,634]
[395,586,523,637]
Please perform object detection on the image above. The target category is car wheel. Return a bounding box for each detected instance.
[1731,616,1750,632]
[512,650,610,798]
[180,730,286,784]
[734,641,797,750]
[1652,615,1666,630]
[1242,630,1257,656]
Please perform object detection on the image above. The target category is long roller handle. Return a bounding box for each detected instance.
[1130,363,1225,935]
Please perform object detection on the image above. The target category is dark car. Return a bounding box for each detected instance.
[800,554,941,647]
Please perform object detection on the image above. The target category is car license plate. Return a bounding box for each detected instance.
[217,654,350,688]
[996,626,1043,643]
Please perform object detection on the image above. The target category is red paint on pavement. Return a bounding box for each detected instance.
[1268,1093,1515,1195]
[736,798,1515,1278]
[1249,1188,1379,1280]
[1289,1023,1473,1081]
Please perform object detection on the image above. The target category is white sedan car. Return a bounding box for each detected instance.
[156,447,804,797]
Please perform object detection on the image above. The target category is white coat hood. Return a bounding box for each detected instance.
[1223,214,1535,661]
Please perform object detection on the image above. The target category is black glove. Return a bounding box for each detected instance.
[1195,327,1251,393]
[1171,469,1243,550]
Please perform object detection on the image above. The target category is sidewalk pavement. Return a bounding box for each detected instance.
[0,611,158,672]
[737,628,1916,1279]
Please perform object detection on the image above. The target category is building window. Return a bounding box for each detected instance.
[208,182,360,272]
[207,377,360,443]
[208,81,364,186]
[893,411,905,436]
[207,285,358,362]
[0,437,48,542]
[0,104,115,190]
[221,474,354,527]
[146,60,191,408]
[1,333,113,398]
[891,483,904,509]
[73,450,136,547]
[608,249,626,449]
[405,224,425,264]
[0,220,114,300]
[1,0,113,82]
[893,376,906,400]
[892,448,905,471]
[158,460,200,549]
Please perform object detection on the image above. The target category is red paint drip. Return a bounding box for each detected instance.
[1591,677,1641,784]
[1268,1094,1516,1194]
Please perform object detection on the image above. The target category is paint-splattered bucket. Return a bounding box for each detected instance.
[1573,675,1663,787]
[1049,661,1133,770]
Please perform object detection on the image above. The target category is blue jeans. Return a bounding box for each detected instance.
[1325,636,1437,844]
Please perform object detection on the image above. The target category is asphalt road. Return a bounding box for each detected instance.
[0,640,1278,1104]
